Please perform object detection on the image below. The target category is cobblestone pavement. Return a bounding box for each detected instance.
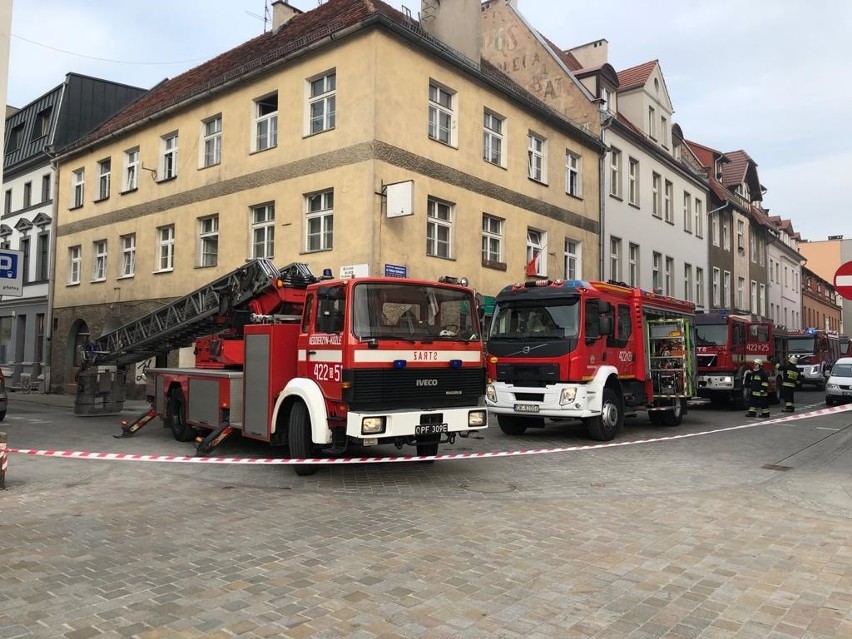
[1,392,851,638]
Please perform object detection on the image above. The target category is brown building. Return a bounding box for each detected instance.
[799,236,851,335]
[801,265,841,333]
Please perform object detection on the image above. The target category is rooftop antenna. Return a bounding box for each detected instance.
[245,0,270,33]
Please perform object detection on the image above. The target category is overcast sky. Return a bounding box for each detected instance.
[8,0,849,243]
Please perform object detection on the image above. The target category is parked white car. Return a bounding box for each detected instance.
[825,357,852,406]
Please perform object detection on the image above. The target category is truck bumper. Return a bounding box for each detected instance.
[696,375,736,393]
[484,382,598,419]
[345,406,487,442]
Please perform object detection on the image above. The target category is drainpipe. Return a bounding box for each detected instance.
[598,109,615,280]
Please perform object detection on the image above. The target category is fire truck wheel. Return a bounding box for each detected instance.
[496,415,532,435]
[288,402,318,476]
[584,388,623,441]
[660,399,685,427]
[166,388,196,442]
[416,434,440,459]
[648,411,662,425]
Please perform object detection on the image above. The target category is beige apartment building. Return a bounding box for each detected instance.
[50,0,603,393]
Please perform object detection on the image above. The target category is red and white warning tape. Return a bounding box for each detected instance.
[7,404,852,465]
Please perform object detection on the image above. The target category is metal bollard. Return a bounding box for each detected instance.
[0,432,7,490]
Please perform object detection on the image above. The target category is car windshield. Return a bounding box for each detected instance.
[831,364,852,377]
[787,337,815,354]
[489,299,580,340]
[695,324,727,346]
[351,282,479,342]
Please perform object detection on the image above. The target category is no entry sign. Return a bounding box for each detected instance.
[835,261,852,300]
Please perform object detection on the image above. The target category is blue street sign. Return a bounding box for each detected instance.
[384,264,407,278]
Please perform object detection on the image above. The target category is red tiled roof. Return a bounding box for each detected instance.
[65,0,408,153]
[684,139,720,170]
[718,149,754,189]
[538,33,583,72]
[616,60,657,91]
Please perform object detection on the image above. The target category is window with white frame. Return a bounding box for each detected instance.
[483,110,505,166]
[749,227,756,261]
[428,82,455,146]
[660,116,668,147]
[36,232,48,280]
[609,147,622,197]
[712,267,720,306]
[684,263,693,301]
[711,210,720,246]
[610,236,622,281]
[628,243,639,287]
[308,71,336,134]
[648,106,657,139]
[527,228,545,276]
[157,225,175,272]
[564,238,581,280]
[723,271,731,308]
[759,283,766,317]
[481,214,503,264]
[664,256,674,295]
[251,203,275,259]
[565,151,581,197]
[123,147,139,191]
[737,220,744,250]
[664,180,673,222]
[694,199,703,238]
[198,215,219,267]
[202,115,222,167]
[528,132,547,182]
[92,240,107,281]
[160,133,178,180]
[628,157,639,205]
[97,159,110,200]
[696,267,704,307]
[683,192,692,232]
[750,280,757,312]
[120,234,135,278]
[722,217,730,251]
[71,168,84,208]
[652,252,662,292]
[254,93,278,151]
[426,197,453,258]
[305,189,334,252]
[652,172,661,217]
[737,277,745,309]
[68,245,81,284]
[41,173,51,202]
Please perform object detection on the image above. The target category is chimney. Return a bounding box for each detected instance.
[271,0,303,34]
[420,0,482,65]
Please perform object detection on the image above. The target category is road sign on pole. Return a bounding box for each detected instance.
[834,261,852,301]
[0,249,24,297]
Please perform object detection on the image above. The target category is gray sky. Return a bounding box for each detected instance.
[8,0,849,243]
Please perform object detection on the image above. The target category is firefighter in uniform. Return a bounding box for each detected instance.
[746,358,770,418]
[776,355,800,412]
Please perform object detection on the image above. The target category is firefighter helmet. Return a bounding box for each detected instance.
[788,355,798,365]
[753,359,763,368]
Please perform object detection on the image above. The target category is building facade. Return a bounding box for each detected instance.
[801,265,841,333]
[1,74,146,391]
[50,0,603,394]
[766,217,804,330]
[799,236,851,335]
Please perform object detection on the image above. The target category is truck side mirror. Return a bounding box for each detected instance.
[599,316,613,336]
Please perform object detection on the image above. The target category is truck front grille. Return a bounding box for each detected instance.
[345,367,485,411]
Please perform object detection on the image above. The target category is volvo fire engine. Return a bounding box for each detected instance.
[694,311,779,407]
[484,279,696,441]
[786,328,842,389]
[77,260,487,474]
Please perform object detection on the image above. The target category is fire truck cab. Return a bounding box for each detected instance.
[787,328,842,389]
[484,279,696,441]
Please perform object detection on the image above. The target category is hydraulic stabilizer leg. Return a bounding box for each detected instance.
[114,408,158,438]
[195,421,234,456]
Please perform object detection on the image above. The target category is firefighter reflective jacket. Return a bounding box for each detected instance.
[749,368,769,396]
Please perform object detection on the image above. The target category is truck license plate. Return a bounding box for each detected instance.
[415,423,448,435]
[514,403,540,413]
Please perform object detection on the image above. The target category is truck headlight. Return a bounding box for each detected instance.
[485,385,497,402]
[722,376,733,384]
[809,366,819,375]
[559,387,577,405]
[361,416,386,434]
[468,410,487,427]
[826,383,838,390]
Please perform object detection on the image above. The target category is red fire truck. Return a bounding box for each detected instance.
[76,260,487,474]
[787,328,842,389]
[694,311,778,407]
[484,279,696,441]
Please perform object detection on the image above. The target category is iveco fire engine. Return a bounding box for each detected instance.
[484,279,696,441]
[76,260,487,474]
[694,311,779,407]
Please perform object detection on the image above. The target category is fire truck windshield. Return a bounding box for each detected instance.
[489,300,580,341]
[787,337,815,354]
[351,282,478,341]
[695,324,728,346]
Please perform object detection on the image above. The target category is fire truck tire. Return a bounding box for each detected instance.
[416,434,440,459]
[166,388,196,442]
[648,411,662,425]
[660,399,685,427]
[584,388,623,441]
[288,401,318,476]
[496,415,533,435]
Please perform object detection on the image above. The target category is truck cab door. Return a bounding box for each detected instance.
[300,285,345,402]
